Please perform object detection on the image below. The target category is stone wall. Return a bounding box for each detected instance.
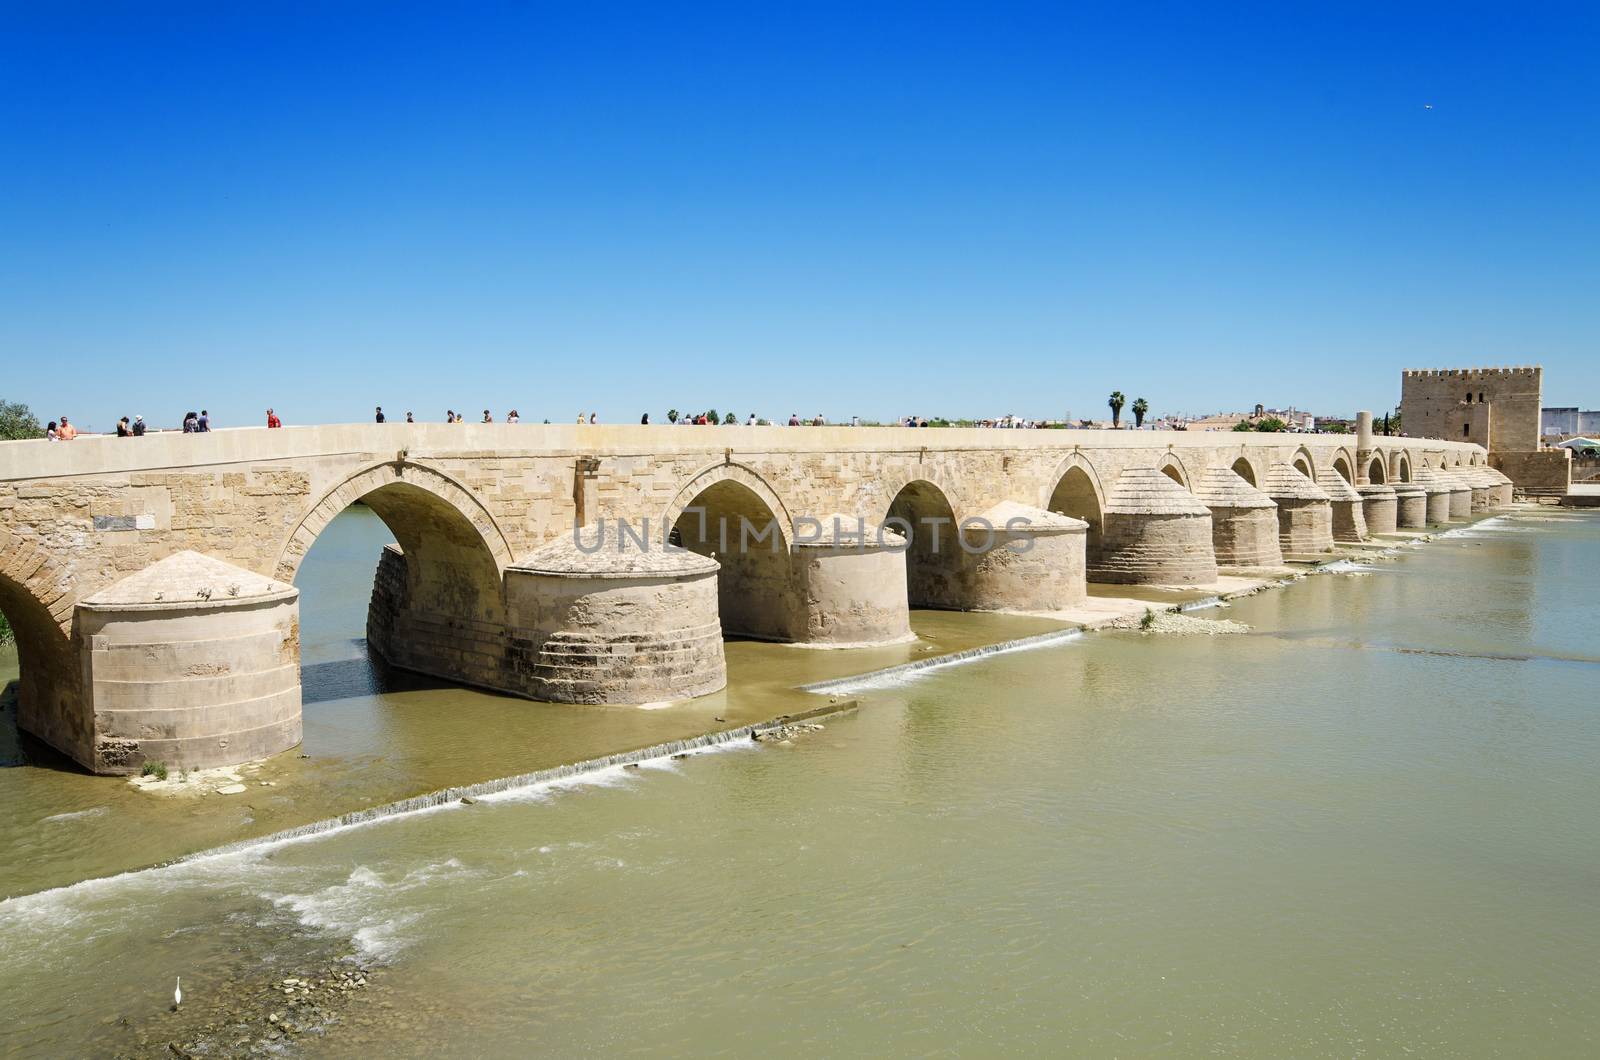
[1489,449,1572,496]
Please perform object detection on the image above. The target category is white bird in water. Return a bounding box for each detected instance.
[1424,103,1434,109]
[173,976,182,1011]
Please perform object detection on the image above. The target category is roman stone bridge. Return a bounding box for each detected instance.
[1,421,1496,774]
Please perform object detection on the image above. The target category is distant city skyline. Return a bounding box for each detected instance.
[3,4,1596,429]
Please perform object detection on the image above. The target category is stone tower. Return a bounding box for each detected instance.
[1400,366,1541,451]
[1399,366,1569,493]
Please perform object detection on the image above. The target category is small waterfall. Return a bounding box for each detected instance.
[180,710,851,867]
[800,627,1085,695]
[1,705,856,906]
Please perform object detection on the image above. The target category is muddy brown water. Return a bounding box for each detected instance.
[2,508,1598,1056]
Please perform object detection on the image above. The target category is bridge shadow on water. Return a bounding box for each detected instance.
[299,640,458,706]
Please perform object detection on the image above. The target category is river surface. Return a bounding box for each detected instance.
[2,508,1598,1056]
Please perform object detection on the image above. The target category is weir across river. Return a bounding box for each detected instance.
[1,419,1498,774]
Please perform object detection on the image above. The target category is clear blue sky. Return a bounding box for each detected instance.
[3,2,1596,430]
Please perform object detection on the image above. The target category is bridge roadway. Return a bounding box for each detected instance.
[1,422,1491,774]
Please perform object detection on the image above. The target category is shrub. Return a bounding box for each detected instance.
[142,760,169,781]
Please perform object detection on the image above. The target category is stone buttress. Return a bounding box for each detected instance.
[1355,481,1398,536]
[1315,469,1369,543]
[76,552,302,774]
[790,514,913,646]
[1088,469,1218,585]
[1190,467,1284,568]
[1392,483,1429,528]
[503,538,727,703]
[1262,464,1334,555]
[1411,466,1455,525]
[963,501,1088,610]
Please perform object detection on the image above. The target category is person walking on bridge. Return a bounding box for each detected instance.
[132,415,146,436]
[375,406,386,424]
[57,415,78,440]
[266,409,281,428]
[482,409,493,423]
[116,416,131,437]
[197,410,210,432]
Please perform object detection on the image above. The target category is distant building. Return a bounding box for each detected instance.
[1185,406,1314,432]
[1542,407,1600,439]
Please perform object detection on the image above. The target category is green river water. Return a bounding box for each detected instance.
[2,507,1597,1056]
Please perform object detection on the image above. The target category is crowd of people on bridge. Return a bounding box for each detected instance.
[34,405,1065,438]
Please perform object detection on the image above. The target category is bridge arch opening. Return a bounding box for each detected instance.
[1292,450,1315,480]
[670,478,793,642]
[1230,458,1258,486]
[884,480,965,610]
[0,575,85,765]
[0,534,89,764]
[1047,464,1104,560]
[1332,454,1354,484]
[278,463,513,697]
[1367,456,1387,484]
[1159,458,1188,488]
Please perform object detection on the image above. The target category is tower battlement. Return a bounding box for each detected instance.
[1402,366,1541,379]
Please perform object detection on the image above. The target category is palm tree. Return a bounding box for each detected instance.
[1131,397,1149,429]
[1108,391,1125,429]
[667,409,679,424]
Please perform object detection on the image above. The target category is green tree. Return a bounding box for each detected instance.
[1232,420,1256,432]
[0,398,43,441]
[667,409,679,423]
[1108,391,1125,429]
[722,412,736,425]
[706,409,719,426]
[1,397,39,642]
[1256,417,1289,433]
[1324,421,1350,434]
[1131,397,1149,428]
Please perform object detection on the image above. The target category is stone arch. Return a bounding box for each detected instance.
[1158,453,1192,488]
[1045,453,1106,558]
[662,461,794,551]
[666,464,794,641]
[1367,455,1388,484]
[1230,456,1259,486]
[884,479,964,610]
[0,530,87,761]
[877,463,970,528]
[1331,448,1356,483]
[1291,446,1317,480]
[1388,449,1414,483]
[275,460,514,626]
